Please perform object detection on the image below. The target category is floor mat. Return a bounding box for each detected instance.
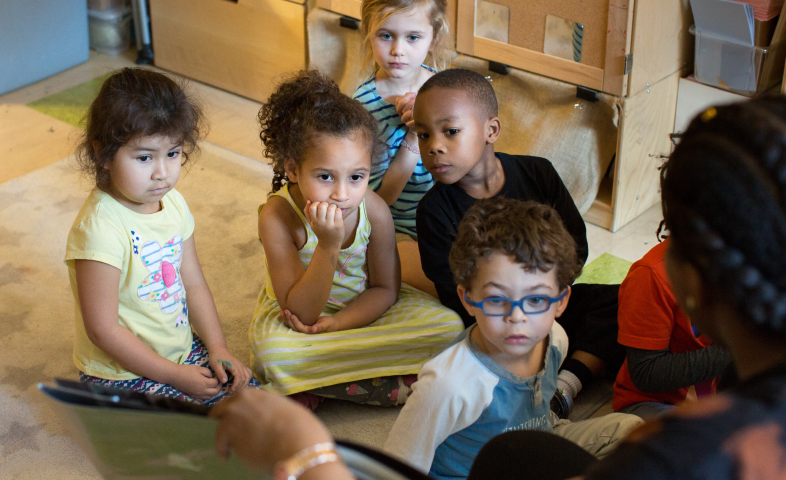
[27,74,109,128]
[576,253,633,285]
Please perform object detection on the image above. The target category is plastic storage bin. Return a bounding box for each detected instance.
[690,25,786,95]
[88,7,133,55]
[88,0,129,10]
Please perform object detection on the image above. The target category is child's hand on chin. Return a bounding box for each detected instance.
[169,364,221,400]
[304,200,344,250]
[209,350,253,394]
[280,310,337,334]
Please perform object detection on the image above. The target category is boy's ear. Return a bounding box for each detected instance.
[457,284,476,318]
[486,117,502,145]
[554,286,572,318]
[283,158,299,183]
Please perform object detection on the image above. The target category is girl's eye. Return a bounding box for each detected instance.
[378,32,392,40]
[350,174,364,181]
[408,35,420,41]
[318,174,333,181]
[137,155,152,162]
[417,133,429,140]
[167,150,181,158]
[447,129,459,136]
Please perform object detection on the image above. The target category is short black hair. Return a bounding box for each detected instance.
[419,68,498,118]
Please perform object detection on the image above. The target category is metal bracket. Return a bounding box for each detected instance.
[339,16,360,30]
[623,53,633,75]
[488,61,509,75]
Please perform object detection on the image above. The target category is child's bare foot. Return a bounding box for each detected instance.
[289,392,324,411]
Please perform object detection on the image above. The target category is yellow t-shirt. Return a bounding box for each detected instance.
[65,187,195,380]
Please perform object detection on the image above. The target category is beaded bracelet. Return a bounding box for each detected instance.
[400,138,420,155]
[274,442,341,480]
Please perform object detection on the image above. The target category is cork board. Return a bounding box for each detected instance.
[481,0,610,69]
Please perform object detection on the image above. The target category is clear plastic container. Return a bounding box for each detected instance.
[690,25,786,95]
[88,7,132,56]
[87,0,129,10]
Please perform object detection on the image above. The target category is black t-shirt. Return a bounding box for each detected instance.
[584,360,786,480]
[416,152,588,327]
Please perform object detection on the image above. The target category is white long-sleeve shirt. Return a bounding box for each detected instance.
[384,323,568,479]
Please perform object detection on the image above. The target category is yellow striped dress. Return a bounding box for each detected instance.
[250,185,464,395]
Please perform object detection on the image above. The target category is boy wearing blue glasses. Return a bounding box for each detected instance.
[384,198,642,480]
[412,68,624,419]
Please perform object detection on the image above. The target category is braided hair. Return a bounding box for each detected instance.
[258,69,382,195]
[661,96,786,337]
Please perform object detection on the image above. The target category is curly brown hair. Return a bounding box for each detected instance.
[75,68,206,188]
[449,198,583,290]
[258,69,382,194]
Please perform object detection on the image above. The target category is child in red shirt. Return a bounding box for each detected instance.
[612,239,732,420]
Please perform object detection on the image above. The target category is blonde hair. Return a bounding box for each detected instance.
[361,0,453,72]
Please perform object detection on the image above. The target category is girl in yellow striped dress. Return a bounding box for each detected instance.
[250,70,463,408]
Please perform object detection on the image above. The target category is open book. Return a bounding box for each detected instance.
[39,379,428,480]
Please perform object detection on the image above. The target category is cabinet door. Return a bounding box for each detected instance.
[150,0,307,102]
[456,0,618,93]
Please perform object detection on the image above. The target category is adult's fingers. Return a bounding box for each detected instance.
[214,421,232,460]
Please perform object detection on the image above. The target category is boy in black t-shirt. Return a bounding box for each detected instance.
[412,68,623,416]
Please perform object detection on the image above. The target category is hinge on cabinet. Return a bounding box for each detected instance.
[623,54,633,75]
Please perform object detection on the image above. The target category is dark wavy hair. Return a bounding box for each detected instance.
[258,69,382,195]
[449,198,582,290]
[661,96,786,337]
[76,68,206,187]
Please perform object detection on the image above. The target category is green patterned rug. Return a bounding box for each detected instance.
[27,74,109,127]
[576,253,632,285]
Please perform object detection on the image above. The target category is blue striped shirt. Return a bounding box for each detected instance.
[353,66,437,239]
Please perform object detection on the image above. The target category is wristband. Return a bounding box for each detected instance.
[274,442,340,480]
[400,138,420,155]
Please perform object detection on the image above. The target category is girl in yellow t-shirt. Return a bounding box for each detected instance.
[65,68,258,405]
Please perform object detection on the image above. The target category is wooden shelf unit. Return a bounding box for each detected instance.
[457,0,693,231]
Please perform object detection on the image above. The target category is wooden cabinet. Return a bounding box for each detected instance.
[457,0,693,231]
[316,0,362,20]
[149,0,314,103]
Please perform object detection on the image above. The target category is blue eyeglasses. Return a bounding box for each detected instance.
[463,289,568,316]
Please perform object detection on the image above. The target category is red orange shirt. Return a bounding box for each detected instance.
[612,240,715,411]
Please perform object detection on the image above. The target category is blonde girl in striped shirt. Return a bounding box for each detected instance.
[251,70,463,409]
[352,0,453,297]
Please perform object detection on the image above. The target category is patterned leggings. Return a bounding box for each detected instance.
[306,374,418,407]
[79,336,261,407]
